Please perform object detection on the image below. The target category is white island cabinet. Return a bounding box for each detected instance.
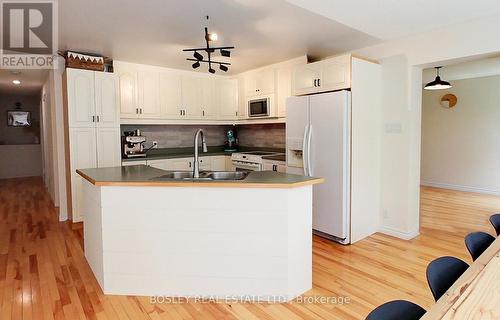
[77,166,323,301]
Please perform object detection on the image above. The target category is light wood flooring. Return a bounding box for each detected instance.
[0,178,499,320]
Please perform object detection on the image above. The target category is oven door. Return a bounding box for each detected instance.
[233,161,262,172]
[248,97,270,117]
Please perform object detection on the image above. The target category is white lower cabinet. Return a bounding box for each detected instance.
[69,126,120,222]
[211,156,226,171]
[145,155,232,171]
[122,160,147,166]
[147,158,193,171]
[263,159,287,172]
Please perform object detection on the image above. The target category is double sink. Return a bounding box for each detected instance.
[152,171,248,181]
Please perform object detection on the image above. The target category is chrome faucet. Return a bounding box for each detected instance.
[193,129,208,178]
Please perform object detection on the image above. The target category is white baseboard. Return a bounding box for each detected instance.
[421,180,500,196]
[379,226,419,240]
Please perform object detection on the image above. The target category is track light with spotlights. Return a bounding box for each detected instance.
[193,51,203,61]
[182,16,234,74]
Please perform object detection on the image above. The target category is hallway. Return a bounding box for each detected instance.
[0,178,499,319]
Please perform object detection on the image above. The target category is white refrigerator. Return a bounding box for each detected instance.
[286,91,351,244]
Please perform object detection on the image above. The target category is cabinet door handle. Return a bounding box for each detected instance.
[317,79,321,87]
[188,162,192,168]
[92,115,95,122]
[136,108,138,114]
[202,110,205,116]
[180,110,182,116]
[313,79,317,87]
[140,108,143,114]
[96,115,100,122]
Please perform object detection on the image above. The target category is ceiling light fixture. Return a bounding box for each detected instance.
[424,67,452,90]
[193,51,203,61]
[183,16,234,74]
[12,80,21,85]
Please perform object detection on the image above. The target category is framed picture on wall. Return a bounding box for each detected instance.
[7,111,31,127]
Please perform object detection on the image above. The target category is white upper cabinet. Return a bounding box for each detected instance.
[159,71,183,119]
[217,79,239,120]
[200,77,217,119]
[293,54,351,96]
[116,68,138,118]
[66,68,119,128]
[94,72,120,127]
[181,76,203,119]
[319,54,351,93]
[67,69,95,127]
[137,70,161,118]
[293,64,321,96]
[276,65,293,118]
[244,68,275,97]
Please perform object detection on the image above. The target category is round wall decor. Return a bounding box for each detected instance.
[440,94,457,108]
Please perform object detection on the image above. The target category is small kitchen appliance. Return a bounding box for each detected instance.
[224,128,238,152]
[122,130,147,158]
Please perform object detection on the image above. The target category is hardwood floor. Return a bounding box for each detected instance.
[1,178,499,320]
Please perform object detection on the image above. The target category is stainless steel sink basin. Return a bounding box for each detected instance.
[207,171,248,180]
[151,171,248,181]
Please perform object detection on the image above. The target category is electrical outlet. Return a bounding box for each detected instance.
[152,141,158,149]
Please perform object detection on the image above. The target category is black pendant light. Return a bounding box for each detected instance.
[424,67,452,90]
[183,16,234,74]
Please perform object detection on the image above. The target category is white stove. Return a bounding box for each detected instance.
[231,151,284,171]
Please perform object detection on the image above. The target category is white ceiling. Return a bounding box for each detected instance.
[58,0,379,74]
[285,0,500,40]
[0,70,47,95]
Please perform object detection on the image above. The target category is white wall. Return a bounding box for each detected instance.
[421,75,500,195]
[351,12,500,239]
[0,145,42,179]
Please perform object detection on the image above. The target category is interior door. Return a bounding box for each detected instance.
[67,68,95,128]
[95,72,119,127]
[309,91,350,240]
[138,70,160,118]
[285,95,309,171]
[159,71,183,119]
[96,127,121,168]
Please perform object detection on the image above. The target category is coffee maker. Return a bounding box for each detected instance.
[122,130,147,158]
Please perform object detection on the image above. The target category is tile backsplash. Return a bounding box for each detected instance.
[237,124,285,149]
[121,123,286,149]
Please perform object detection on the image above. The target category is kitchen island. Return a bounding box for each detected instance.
[77,165,323,301]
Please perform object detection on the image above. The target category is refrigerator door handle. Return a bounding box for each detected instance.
[302,125,309,176]
[306,125,313,176]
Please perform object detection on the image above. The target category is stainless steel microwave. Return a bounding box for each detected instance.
[248,97,271,117]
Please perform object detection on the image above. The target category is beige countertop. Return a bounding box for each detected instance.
[76,165,323,188]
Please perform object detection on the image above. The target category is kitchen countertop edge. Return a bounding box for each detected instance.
[76,167,324,189]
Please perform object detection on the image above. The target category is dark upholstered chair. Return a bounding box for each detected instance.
[365,300,426,320]
[426,256,469,301]
[490,214,500,236]
[465,232,495,261]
